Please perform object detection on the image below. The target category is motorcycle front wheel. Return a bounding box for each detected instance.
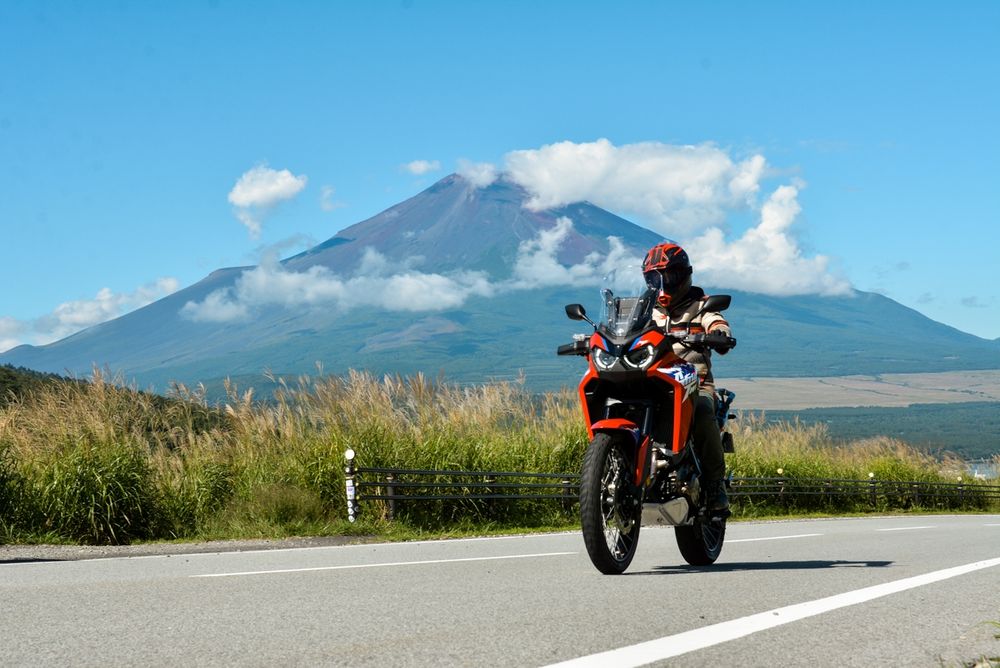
[579,432,641,574]
[675,513,726,566]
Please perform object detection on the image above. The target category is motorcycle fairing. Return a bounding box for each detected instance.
[590,418,642,445]
[646,359,698,453]
[628,329,664,351]
[655,363,699,401]
[589,332,609,351]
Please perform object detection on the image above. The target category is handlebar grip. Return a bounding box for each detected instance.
[557,341,589,356]
[675,332,736,353]
[706,333,736,354]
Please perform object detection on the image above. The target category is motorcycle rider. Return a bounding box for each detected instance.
[642,241,733,513]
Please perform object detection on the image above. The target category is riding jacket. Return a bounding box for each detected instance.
[651,286,731,394]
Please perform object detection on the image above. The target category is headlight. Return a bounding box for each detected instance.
[624,344,656,369]
[593,347,617,370]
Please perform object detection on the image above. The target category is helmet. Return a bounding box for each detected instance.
[642,241,692,309]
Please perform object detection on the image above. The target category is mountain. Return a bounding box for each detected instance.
[3,174,1000,394]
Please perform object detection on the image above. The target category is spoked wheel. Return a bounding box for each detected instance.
[579,433,641,574]
[675,512,726,566]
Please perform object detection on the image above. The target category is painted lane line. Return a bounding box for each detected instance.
[192,551,576,578]
[0,531,582,567]
[876,526,935,532]
[542,556,1000,668]
[727,533,823,543]
[986,524,1000,527]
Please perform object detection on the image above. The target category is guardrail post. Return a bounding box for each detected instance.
[484,475,496,517]
[561,478,574,511]
[868,475,877,507]
[345,449,359,523]
[385,473,396,521]
[911,483,919,507]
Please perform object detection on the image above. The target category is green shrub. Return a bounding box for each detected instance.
[0,443,23,540]
[198,483,334,539]
[34,440,158,544]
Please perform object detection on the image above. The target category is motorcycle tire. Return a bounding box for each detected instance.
[579,432,642,574]
[675,514,726,566]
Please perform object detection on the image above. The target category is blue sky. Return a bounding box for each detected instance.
[2,0,998,352]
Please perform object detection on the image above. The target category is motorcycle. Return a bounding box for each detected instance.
[557,269,737,574]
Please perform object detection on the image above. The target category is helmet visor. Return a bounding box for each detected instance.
[645,267,690,290]
[662,266,690,291]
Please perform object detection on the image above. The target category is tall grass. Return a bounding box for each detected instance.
[0,370,995,544]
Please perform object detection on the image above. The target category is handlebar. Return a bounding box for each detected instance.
[671,331,737,354]
[557,340,590,356]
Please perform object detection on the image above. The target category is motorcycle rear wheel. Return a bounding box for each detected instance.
[675,514,726,566]
[579,432,641,574]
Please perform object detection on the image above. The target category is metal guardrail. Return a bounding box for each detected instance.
[342,450,1000,522]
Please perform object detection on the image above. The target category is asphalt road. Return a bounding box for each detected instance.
[2,515,999,667]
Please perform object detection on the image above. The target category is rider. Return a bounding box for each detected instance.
[642,241,732,513]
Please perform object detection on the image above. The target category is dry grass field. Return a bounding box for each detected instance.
[721,369,1000,410]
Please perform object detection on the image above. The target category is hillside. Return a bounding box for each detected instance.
[0,365,81,408]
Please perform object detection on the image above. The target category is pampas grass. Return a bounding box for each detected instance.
[0,369,994,544]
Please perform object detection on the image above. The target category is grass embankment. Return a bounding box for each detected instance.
[0,370,997,545]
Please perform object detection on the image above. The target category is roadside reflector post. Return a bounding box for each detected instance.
[345,449,358,523]
[385,473,396,522]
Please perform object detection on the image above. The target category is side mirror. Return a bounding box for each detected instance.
[702,294,731,313]
[565,303,596,327]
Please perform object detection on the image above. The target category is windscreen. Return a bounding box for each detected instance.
[601,264,655,337]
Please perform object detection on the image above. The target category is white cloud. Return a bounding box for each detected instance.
[0,316,26,353]
[0,278,180,351]
[501,139,849,297]
[228,164,308,238]
[685,184,851,296]
[504,138,766,236]
[229,165,309,208]
[180,289,248,323]
[181,217,653,324]
[510,217,640,289]
[320,185,346,212]
[402,159,441,176]
[181,250,495,323]
[456,159,499,188]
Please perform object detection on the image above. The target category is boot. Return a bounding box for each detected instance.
[703,478,730,516]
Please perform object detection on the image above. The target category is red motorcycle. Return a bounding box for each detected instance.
[558,276,736,574]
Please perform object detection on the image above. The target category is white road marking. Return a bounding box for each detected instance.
[876,526,935,532]
[542,556,1000,668]
[727,533,822,543]
[0,531,580,567]
[985,524,1000,527]
[192,551,576,578]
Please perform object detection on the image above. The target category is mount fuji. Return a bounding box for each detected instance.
[3,174,999,394]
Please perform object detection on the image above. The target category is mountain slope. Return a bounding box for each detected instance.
[3,174,999,392]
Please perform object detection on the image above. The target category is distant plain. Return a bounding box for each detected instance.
[723,369,1000,410]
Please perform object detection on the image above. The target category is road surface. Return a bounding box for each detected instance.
[2,515,999,666]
